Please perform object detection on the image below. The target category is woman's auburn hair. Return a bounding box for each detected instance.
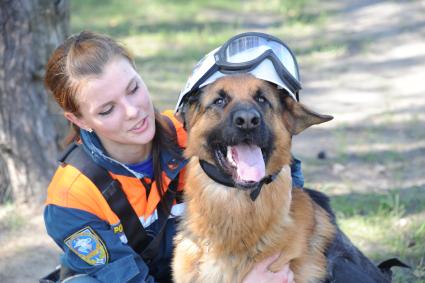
[44,31,182,208]
[44,30,136,144]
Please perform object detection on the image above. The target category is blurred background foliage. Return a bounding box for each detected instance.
[71,0,324,109]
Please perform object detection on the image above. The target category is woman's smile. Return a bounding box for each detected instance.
[129,117,148,133]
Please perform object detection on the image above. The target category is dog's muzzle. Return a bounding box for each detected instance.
[200,105,278,201]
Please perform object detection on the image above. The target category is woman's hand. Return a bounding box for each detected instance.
[243,254,295,283]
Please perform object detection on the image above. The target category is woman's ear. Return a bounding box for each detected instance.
[64,112,90,131]
[281,95,333,135]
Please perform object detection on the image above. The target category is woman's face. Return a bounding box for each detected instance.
[66,56,156,156]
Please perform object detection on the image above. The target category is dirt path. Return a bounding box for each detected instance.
[0,205,61,282]
[1,0,424,282]
[292,0,425,194]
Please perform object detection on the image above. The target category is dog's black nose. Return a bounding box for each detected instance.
[233,108,261,130]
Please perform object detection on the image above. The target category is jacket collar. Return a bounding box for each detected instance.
[80,129,187,179]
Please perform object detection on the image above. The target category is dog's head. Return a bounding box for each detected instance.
[180,74,332,189]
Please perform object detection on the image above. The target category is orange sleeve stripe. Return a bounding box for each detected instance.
[46,165,179,223]
[46,165,119,224]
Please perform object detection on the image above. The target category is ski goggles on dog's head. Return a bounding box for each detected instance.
[176,32,302,112]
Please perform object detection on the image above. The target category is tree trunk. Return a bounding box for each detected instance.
[0,0,69,203]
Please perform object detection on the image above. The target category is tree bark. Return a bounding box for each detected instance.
[0,0,69,203]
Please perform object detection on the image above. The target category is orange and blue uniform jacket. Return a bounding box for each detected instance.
[44,111,187,283]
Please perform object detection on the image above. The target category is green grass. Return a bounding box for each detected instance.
[302,117,425,282]
[331,188,425,283]
[303,117,425,282]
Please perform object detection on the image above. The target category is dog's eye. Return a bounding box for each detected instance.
[256,95,266,104]
[213,98,225,106]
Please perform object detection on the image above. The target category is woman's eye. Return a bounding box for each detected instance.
[130,83,139,94]
[99,106,114,116]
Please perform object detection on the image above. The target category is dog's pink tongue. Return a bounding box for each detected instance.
[232,145,265,182]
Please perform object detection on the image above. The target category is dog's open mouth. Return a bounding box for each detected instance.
[214,144,266,188]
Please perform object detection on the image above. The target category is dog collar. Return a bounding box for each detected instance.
[199,160,278,201]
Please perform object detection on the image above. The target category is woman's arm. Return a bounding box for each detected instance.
[44,204,155,283]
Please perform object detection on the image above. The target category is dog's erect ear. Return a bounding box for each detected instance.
[178,92,201,131]
[281,95,333,135]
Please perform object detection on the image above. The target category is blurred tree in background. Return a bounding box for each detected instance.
[0,0,69,203]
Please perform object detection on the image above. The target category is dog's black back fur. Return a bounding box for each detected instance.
[303,188,392,283]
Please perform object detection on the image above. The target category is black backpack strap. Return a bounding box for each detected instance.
[138,114,183,260]
[140,176,179,261]
[59,143,151,254]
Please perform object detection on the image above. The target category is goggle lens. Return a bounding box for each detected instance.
[223,35,299,80]
[225,36,270,62]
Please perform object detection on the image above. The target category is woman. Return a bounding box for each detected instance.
[43,31,296,283]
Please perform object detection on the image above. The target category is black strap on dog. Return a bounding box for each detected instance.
[199,159,278,201]
[59,142,178,260]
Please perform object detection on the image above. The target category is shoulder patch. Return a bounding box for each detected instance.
[64,226,109,265]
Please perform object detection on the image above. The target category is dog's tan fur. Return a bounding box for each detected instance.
[173,74,335,283]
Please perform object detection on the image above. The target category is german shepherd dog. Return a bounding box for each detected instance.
[173,74,398,283]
